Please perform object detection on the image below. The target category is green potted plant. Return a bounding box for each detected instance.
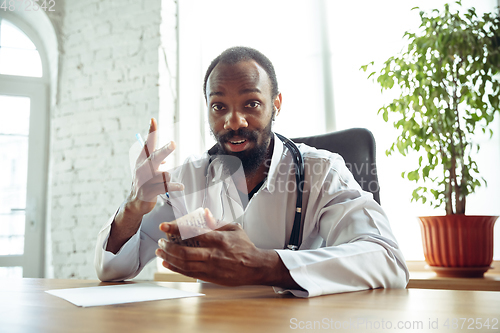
[361,1,500,277]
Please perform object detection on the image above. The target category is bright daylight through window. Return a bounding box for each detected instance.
[0,18,44,278]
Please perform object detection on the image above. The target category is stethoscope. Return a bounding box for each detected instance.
[204,133,304,250]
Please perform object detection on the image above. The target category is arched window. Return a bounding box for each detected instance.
[0,19,43,77]
[0,15,50,278]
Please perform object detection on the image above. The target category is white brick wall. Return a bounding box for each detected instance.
[48,0,177,279]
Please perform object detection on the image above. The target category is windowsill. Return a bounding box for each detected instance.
[406,260,500,291]
[407,260,500,273]
[155,261,500,291]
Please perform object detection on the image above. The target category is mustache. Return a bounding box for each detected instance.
[216,129,259,143]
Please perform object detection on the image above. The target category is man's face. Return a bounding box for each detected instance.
[206,60,279,175]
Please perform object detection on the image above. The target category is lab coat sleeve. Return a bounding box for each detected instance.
[94,200,177,281]
[274,157,409,298]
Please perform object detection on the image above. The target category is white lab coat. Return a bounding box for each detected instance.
[95,133,409,297]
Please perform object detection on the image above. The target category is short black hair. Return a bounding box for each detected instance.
[203,46,279,100]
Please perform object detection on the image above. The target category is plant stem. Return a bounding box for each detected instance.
[449,150,457,215]
[453,59,467,214]
[431,110,452,214]
[440,70,455,214]
[450,62,459,215]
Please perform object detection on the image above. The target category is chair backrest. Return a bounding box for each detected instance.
[292,128,381,205]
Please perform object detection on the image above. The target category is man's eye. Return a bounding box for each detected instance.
[212,104,225,111]
[245,101,260,108]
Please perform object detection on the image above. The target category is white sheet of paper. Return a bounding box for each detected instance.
[45,283,204,307]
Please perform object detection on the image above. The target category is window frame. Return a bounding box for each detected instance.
[0,13,50,278]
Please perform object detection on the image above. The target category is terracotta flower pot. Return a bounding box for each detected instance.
[418,215,498,277]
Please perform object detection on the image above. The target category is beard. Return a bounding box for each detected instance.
[210,118,273,177]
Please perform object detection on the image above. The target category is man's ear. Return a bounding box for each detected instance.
[273,93,282,118]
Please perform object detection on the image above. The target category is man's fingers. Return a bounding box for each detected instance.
[148,182,183,196]
[159,241,210,261]
[135,118,158,165]
[144,172,184,189]
[137,182,184,203]
[150,141,176,169]
[159,221,179,234]
[160,257,209,280]
[204,208,237,231]
[165,182,184,192]
[160,217,211,243]
[144,115,174,170]
[204,208,217,230]
[135,141,175,181]
[155,248,207,273]
[145,118,158,154]
[161,220,208,234]
[214,222,241,232]
[159,210,241,248]
[145,172,171,185]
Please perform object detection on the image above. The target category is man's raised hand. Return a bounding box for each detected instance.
[127,118,184,217]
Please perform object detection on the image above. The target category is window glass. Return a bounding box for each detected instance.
[177,0,500,260]
[0,20,42,77]
[327,0,499,260]
[177,0,328,164]
[0,95,30,255]
[0,20,36,49]
[0,266,23,279]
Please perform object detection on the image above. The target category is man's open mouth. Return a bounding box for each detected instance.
[225,138,251,153]
[229,139,246,144]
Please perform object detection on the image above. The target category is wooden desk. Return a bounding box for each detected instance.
[1,279,499,333]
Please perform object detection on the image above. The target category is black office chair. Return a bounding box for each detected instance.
[292,128,381,205]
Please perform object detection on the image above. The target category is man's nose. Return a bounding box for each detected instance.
[224,109,248,131]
